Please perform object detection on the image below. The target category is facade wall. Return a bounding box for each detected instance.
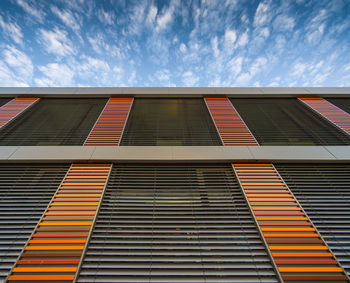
[0,88,349,282]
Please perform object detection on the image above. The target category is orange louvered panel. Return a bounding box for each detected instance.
[84,97,133,146]
[299,97,350,135]
[0,97,39,128]
[7,164,112,282]
[204,97,258,145]
[233,163,349,283]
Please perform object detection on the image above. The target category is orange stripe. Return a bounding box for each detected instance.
[9,163,112,281]
[279,267,343,272]
[8,275,75,281]
[233,162,346,279]
[84,97,133,146]
[13,267,77,272]
[299,97,350,135]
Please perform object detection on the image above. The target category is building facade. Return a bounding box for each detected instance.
[0,87,349,283]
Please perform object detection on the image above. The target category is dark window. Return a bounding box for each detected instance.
[0,98,11,107]
[230,98,350,145]
[276,163,350,277]
[327,98,350,114]
[120,98,222,145]
[77,164,278,283]
[0,164,69,281]
[0,98,107,145]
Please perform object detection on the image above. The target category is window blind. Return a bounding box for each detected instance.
[77,164,278,283]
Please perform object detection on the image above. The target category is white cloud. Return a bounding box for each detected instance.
[237,57,267,84]
[97,9,115,25]
[129,2,147,35]
[224,29,237,51]
[88,33,122,57]
[39,27,75,57]
[306,9,327,43]
[228,56,243,77]
[36,63,74,86]
[0,16,23,45]
[211,36,219,57]
[260,27,270,38]
[155,0,179,32]
[236,31,249,47]
[0,45,33,86]
[273,14,295,31]
[0,61,29,86]
[51,6,81,31]
[182,71,199,86]
[179,43,187,53]
[146,5,158,26]
[292,62,307,77]
[3,45,33,81]
[78,56,110,75]
[15,0,45,22]
[253,1,271,27]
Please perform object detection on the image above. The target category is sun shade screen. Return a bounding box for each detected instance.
[7,164,112,282]
[204,97,258,145]
[84,97,133,146]
[0,97,39,129]
[0,164,69,282]
[275,163,350,278]
[233,163,348,283]
[0,98,106,146]
[230,98,350,145]
[299,97,350,135]
[77,164,278,283]
[120,99,222,146]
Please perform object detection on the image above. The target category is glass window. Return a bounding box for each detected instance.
[0,98,107,145]
[0,98,11,107]
[120,98,222,146]
[327,98,350,115]
[230,98,350,145]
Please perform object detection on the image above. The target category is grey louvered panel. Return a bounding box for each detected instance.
[78,164,278,283]
[120,99,222,146]
[0,164,69,282]
[275,163,350,277]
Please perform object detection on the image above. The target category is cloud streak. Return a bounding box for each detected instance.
[0,0,349,87]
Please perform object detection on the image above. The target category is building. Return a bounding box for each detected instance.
[0,87,349,283]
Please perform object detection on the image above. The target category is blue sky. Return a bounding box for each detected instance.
[0,0,350,87]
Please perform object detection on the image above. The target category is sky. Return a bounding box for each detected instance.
[0,0,350,87]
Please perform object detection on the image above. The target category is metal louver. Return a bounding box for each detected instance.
[0,164,69,282]
[77,164,278,283]
[275,163,350,277]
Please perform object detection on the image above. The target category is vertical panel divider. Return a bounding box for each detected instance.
[4,163,73,283]
[118,96,134,146]
[231,164,283,283]
[73,163,113,283]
